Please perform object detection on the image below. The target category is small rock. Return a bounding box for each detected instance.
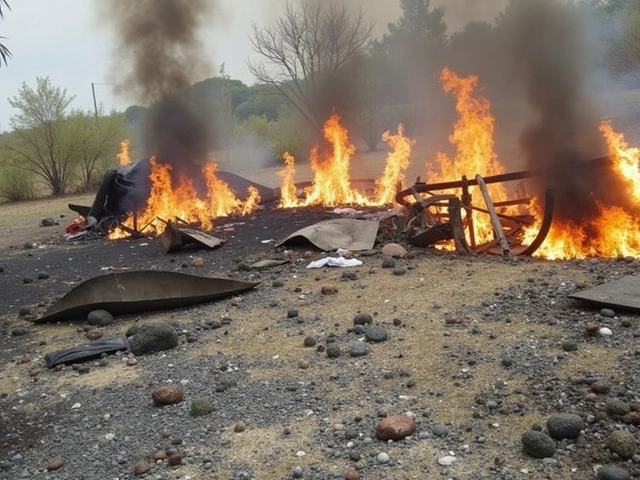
[546,413,583,440]
[353,313,373,325]
[586,322,600,336]
[303,336,316,347]
[345,468,360,480]
[365,325,388,343]
[152,386,183,406]
[381,243,407,258]
[41,217,56,227]
[134,461,151,476]
[321,285,338,295]
[376,452,390,464]
[599,327,613,336]
[326,343,342,358]
[234,421,246,432]
[592,381,612,394]
[298,359,310,369]
[87,309,114,327]
[190,257,204,267]
[129,322,179,355]
[153,451,167,461]
[561,340,578,352]
[600,308,616,318]
[85,329,104,341]
[597,465,631,480]
[381,257,396,268]
[438,455,456,466]
[606,430,636,459]
[521,430,556,458]
[392,267,406,276]
[349,341,368,357]
[167,452,182,466]
[376,415,416,441]
[190,397,215,417]
[47,456,64,471]
[11,328,27,337]
[606,399,631,417]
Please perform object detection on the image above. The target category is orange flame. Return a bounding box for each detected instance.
[117,139,131,166]
[109,158,259,238]
[278,112,413,207]
[428,68,512,245]
[526,122,640,259]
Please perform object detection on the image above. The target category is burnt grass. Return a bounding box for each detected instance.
[1,204,640,479]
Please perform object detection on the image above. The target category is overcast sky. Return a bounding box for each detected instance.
[0,0,508,132]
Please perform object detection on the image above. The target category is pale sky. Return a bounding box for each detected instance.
[0,0,507,132]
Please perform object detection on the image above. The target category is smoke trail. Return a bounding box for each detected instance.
[101,0,216,166]
[508,0,607,222]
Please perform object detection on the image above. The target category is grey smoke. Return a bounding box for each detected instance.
[101,0,217,168]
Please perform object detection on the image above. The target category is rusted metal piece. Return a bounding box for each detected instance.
[161,221,226,253]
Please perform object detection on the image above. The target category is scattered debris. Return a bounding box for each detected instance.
[33,271,260,323]
[569,275,640,312]
[44,336,128,368]
[276,218,380,251]
[160,221,226,253]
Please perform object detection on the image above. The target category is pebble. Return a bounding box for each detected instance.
[381,243,407,258]
[599,327,613,336]
[521,430,556,458]
[606,430,636,459]
[365,325,388,343]
[376,452,390,464]
[152,386,184,406]
[349,341,368,357]
[438,455,456,466]
[326,343,342,358]
[46,456,64,471]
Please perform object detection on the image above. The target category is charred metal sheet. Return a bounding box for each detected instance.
[569,275,640,312]
[276,218,380,251]
[161,221,226,253]
[45,336,129,368]
[34,271,259,323]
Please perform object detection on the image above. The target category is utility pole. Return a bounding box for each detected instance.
[91,82,99,119]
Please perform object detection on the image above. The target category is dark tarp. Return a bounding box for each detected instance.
[34,271,259,323]
[45,336,129,368]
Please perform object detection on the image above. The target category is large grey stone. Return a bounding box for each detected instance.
[546,413,583,440]
[606,430,636,460]
[129,323,179,356]
[521,430,556,459]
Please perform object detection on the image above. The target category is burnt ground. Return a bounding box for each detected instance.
[1,202,640,479]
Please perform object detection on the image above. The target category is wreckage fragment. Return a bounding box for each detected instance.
[34,271,259,323]
[161,221,226,253]
[44,336,128,368]
[276,218,380,251]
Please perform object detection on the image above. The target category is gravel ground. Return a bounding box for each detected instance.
[1,204,640,480]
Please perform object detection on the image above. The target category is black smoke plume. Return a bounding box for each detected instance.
[101,0,216,169]
[508,0,613,224]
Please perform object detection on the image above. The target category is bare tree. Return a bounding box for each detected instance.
[248,0,374,131]
[0,0,11,67]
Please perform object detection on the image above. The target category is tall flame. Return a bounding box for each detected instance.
[526,122,640,259]
[110,158,259,238]
[278,112,413,208]
[427,68,512,245]
[117,139,131,166]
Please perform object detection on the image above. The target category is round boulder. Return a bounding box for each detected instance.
[606,430,636,460]
[190,397,215,417]
[546,413,583,440]
[365,325,388,343]
[521,430,556,459]
[129,323,179,356]
[597,466,631,480]
[152,386,183,406]
[87,309,114,327]
[381,243,407,258]
[375,415,416,441]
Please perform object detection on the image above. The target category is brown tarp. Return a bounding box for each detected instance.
[568,275,640,312]
[33,271,259,323]
[276,218,380,251]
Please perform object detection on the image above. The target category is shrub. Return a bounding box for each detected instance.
[0,167,36,202]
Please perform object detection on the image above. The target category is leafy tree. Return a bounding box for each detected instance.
[377,0,448,130]
[6,77,77,195]
[68,110,128,191]
[248,0,374,132]
[0,0,11,67]
[235,84,289,122]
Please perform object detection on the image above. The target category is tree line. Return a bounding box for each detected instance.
[1,0,639,201]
